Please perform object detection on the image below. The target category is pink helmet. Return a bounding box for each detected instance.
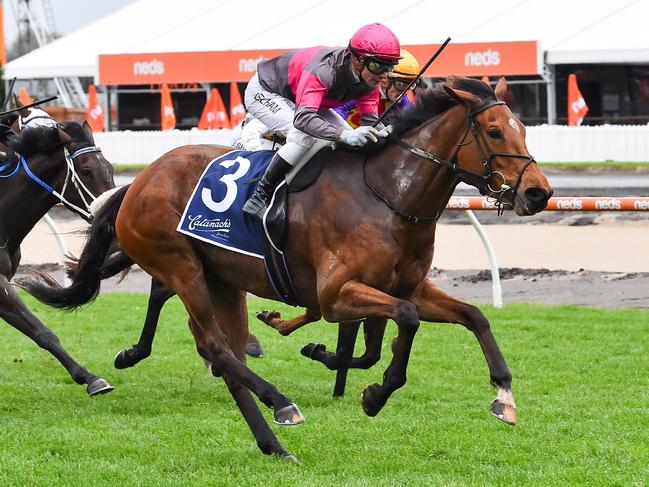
[349,23,401,63]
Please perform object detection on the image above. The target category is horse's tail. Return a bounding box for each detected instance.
[17,185,130,310]
[65,244,134,282]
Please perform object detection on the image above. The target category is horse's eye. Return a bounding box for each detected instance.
[80,167,92,177]
[487,130,502,139]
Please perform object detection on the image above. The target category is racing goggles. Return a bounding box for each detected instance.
[391,78,420,91]
[362,58,396,75]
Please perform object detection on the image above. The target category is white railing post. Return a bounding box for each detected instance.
[41,213,71,287]
[463,209,503,308]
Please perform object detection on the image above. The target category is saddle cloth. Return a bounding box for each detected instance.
[177,149,269,258]
[177,148,332,305]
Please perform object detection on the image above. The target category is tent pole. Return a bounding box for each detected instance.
[545,64,556,124]
[106,85,112,132]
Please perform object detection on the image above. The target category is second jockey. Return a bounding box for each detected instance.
[335,48,421,128]
[241,22,402,221]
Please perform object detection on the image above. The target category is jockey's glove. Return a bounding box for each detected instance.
[339,125,383,147]
[376,124,393,138]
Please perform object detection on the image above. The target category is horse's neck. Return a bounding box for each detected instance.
[0,157,62,247]
[367,107,467,219]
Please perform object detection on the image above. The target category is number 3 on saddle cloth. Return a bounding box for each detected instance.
[177,148,332,306]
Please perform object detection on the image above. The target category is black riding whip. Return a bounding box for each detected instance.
[374,36,452,127]
[0,95,58,117]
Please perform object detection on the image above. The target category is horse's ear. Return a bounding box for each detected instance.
[57,125,73,144]
[81,120,96,143]
[13,95,30,118]
[443,84,481,107]
[494,77,508,100]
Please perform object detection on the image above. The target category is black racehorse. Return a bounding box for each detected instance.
[0,113,115,395]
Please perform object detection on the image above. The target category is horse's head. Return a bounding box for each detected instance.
[443,76,553,215]
[9,118,115,221]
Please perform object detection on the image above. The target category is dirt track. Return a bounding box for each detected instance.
[16,207,649,309]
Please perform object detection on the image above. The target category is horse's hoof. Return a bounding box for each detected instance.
[87,378,114,396]
[361,383,385,417]
[113,350,130,369]
[491,400,517,425]
[282,454,300,464]
[300,343,326,359]
[257,310,280,325]
[272,451,300,464]
[274,403,305,425]
[245,341,264,358]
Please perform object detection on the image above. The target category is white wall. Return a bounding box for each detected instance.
[525,125,649,162]
[94,129,236,165]
[94,125,649,165]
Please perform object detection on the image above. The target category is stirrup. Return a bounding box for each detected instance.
[242,190,269,221]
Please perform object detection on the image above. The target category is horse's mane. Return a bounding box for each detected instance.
[389,76,498,137]
[8,121,90,158]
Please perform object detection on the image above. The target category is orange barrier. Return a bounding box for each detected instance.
[447,196,649,211]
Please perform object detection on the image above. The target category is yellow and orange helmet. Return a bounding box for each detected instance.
[388,49,420,80]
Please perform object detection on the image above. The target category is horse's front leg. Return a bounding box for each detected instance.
[320,280,420,417]
[0,275,113,396]
[350,317,387,369]
[409,279,516,425]
[332,321,361,397]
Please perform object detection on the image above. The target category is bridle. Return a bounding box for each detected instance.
[58,144,105,220]
[0,141,103,220]
[365,99,537,222]
[460,101,537,212]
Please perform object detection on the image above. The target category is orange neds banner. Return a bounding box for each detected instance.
[160,83,176,130]
[567,73,588,126]
[86,84,105,132]
[98,41,540,85]
[229,82,246,128]
[0,2,6,66]
[18,86,32,105]
[198,88,229,129]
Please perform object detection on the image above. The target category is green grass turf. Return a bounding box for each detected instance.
[0,294,647,486]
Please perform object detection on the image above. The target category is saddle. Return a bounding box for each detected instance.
[262,146,334,305]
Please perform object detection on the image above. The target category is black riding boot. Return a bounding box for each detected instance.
[242,153,292,221]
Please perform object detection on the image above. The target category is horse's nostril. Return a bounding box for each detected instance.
[524,187,550,203]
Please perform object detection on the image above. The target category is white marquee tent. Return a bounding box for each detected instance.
[4,0,649,80]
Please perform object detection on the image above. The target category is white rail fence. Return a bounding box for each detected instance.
[95,125,649,165]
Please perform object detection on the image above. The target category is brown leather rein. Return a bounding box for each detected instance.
[364,100,537,223]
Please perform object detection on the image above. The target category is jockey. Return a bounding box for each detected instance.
[234,48,421,151]
[242,22,402,221]
[335,48,421,127]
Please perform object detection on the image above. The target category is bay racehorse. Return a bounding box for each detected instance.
[0,116,115,395]
[19,77,552,459]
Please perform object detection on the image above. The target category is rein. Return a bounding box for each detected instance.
[2,144,102,220]
[364,100,537,223]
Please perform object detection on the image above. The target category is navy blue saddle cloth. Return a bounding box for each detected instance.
[177,148,332,305]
